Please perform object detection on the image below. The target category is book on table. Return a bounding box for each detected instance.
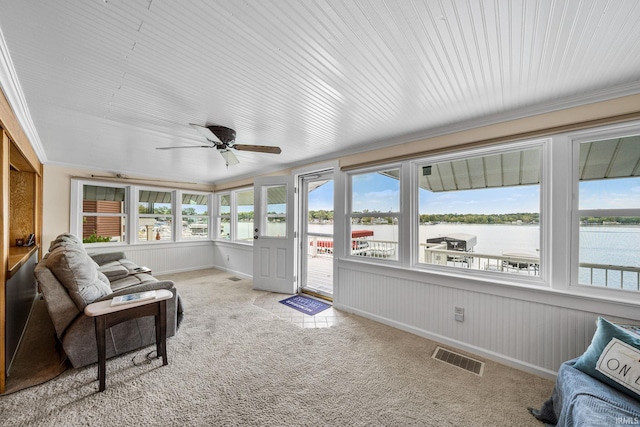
[110,290,157,306]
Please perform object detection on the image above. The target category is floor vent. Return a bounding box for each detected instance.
[432,346,485,376]
[228,276,242,282]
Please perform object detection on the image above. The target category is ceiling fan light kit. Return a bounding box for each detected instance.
[156,123,281,167]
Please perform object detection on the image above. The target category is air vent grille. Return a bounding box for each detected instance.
[432,346,484,376]
[228,276,242,282]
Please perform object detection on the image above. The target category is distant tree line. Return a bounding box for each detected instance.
[309,210,544,225]
[308,210,334,221]
[581,217,640,225]
[419,213,540,224]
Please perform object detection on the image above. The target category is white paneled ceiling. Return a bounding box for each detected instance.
[1,0,640,184]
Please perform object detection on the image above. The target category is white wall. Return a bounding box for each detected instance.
[334,259,638,379]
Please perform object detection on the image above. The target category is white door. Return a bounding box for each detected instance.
[252,175,296,294]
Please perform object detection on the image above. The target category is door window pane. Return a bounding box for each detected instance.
[264,185,287,238]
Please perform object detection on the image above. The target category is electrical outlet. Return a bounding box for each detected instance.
[226,255,230,261]
[455,306,464,322]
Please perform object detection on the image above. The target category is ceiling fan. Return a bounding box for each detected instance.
[156,124,282,166]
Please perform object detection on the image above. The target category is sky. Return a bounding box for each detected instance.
[307,173,640,215]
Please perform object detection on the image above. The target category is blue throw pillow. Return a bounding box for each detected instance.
[574,317,640,400]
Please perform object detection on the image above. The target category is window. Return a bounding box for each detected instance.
[81,184,127,244]
[138,189,173,242]
[348,168,400,260]
[235,189,254,242]
[576,134,640,291]
[214,188,255,242]
[181,193,209,240]
[417,144,542,276]
[216,193,231,240]
[263,185,288,238]
[73,179,214,244]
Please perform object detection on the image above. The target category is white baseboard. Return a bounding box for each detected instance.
[334,302,558,380]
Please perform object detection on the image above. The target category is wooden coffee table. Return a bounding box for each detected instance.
[84,289,173,391]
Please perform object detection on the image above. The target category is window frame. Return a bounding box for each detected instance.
[213,186,255,244]
[346,164,403,263]
[178,190,212,241]
[234,187,255,243]
[410,139,547,284]
[570,123,640,294]
[71,179,214,246]
[72,181,129,246]
[136,186,175,243]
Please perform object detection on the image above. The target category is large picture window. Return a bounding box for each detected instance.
[348,167,400,260]
[417,145,542,276]
[576,134,640,291]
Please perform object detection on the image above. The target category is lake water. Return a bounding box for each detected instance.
[235,222,640,287]
[309,223,640,288]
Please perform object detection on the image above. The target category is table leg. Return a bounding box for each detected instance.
[95,316,107,392]
[156,300,168,365]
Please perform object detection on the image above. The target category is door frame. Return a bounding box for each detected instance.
[298,169,335,299]
[293,161,338,296]
[252,175,296,294]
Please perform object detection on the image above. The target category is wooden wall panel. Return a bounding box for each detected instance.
[0,131,9,393]
[9,169,35,244]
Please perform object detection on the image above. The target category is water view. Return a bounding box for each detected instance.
[228,221,640,288]
[311,223,640,289]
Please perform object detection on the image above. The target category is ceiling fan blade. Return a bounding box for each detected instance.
[233,144,282,154]
[220,150,239,165]
[156,145,213,150]
[189,123,221,143]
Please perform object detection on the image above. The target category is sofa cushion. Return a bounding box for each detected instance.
[574,317,640,400]
[109,273,158,291]
[46,246,112,309]
[97,261,130,282]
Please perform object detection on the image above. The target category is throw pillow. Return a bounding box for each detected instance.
[574,317,640,400]
[46,246,113,309]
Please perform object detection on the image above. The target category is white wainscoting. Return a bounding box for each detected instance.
[212,241,254,279]
[334,259,639,379]
[89,241,216,275]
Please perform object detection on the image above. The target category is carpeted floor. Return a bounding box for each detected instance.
[0,268,553,426]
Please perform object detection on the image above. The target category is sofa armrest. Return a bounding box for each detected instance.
[93,280,175,303]
[88,251,127,266]
[35,263,82,338]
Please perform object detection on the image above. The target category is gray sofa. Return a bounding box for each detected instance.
[35,233,183,368]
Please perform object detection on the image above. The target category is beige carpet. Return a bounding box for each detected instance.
[0,268,553,426]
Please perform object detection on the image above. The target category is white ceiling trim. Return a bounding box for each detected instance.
[0,27,46,162]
